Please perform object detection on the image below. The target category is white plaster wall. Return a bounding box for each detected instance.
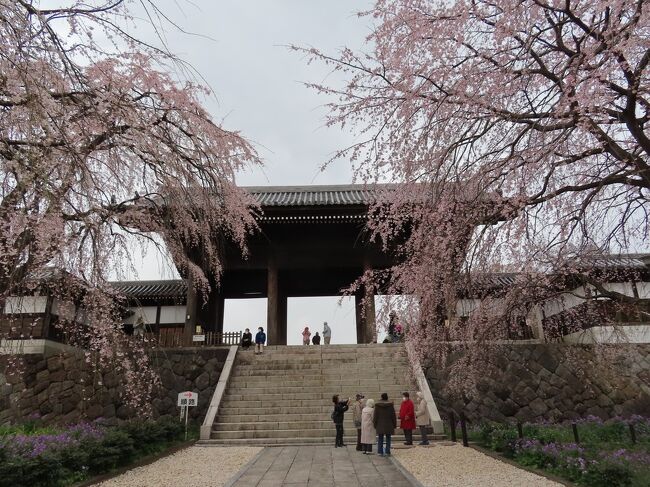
[123,306,158,324]
[602,282,636,296]
[542,290,587,317]
[456,299,481,317]
[4,296,48,314]
[159,306,186,324]
[634,281,650,299]
[526,305,545,339]
[51,299,76,320]
[562,325,650,344]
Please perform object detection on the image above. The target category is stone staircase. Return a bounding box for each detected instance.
[201,343,430,446]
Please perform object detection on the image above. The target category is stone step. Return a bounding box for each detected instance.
[213,420,368,431]
[217,413,383,423]
[232,363,409,372]
[237,356,409,368]
[227,378,410,388]
[209,428,412,440]
[223,386,409,396]
[221,390,408,402]
[220,405,408,416]
[245,344,406,353]
[236,356,406,362]
[228,370,409,383]
[200,437,446,446]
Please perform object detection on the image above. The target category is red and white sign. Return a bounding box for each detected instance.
[177,391,198,407]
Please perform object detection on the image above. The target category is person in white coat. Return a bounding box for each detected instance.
[360,398,376,454]
[415,392,430,445]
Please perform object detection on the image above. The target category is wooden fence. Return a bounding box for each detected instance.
[152,329,243,348]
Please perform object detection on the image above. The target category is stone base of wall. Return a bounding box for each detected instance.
[426,344,650,423]
[0,347,228,425]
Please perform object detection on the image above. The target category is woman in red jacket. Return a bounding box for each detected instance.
[399,391,416,445]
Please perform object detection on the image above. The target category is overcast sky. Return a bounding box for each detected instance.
[122,1,382,344]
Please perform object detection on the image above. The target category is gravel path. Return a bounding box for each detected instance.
[95,446,261,487]
[392,443,563,487]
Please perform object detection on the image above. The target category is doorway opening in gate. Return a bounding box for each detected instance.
[222,298,267,337]
[287,296,356,345]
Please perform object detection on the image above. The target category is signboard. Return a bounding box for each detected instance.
[192,334,206,342]
[178,391,198,440]
[177,391,198,407]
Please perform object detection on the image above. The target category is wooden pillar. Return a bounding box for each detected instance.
[183,283,198,346]
[278,293,287,345]
[355,293,365,344]
[42,294,54,340]
[267,257,279,345]
[363,259,377,343]
[215,295,225,333]
[364,287,377,343]
[201,293,224,333]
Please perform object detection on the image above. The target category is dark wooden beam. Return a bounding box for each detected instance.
[267,256,279,345]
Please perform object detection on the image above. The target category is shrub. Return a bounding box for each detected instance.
[578,461,633,487]
[0,417,188,486]
[478,422,518,455]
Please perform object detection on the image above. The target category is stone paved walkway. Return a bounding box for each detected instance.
[228,446,414,487]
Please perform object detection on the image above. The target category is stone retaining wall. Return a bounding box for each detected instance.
[0,347,228,425]
[426,344,650,423]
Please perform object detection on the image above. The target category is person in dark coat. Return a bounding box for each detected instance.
[312,332,321,345]
[241,328,252,350]
[399,391,416,445]
[331,394,350,447]
[254,327,266,354]
[373,392,397,456]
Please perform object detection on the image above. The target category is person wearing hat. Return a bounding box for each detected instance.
[351,393,366,451]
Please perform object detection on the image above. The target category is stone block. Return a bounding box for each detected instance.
[49,370,66,382]
[116,405,133,420]
[35,369,50,382]
[34,359,48,372]
[47,356,64,372]
[529,398,548,416]
[48,382,63,396]
[172,362,185,376]
[102,404,116,419]
[39,401,53,415]
[160,368,177,390]
[195,372,210,391]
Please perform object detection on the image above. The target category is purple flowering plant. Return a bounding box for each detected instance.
[478,417,650,487]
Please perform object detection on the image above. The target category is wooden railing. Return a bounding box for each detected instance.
[151,329,243,348]
[202,331,242,346]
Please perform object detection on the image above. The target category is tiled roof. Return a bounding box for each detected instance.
[110,280,187,300]
[580,254,650,269]
[243,184,377,207]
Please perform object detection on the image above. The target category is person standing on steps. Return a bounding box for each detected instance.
[399,391,416,445]
[241,328,252,350]
[254,326,266,354]
[373,392,396,456]
[351,393,365,451]
[331,395,350,447]
[415,391,430,445]
[323,322,331,345]
[361,398,376,454]
[312,332,321,345]
[302,326,311,345]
